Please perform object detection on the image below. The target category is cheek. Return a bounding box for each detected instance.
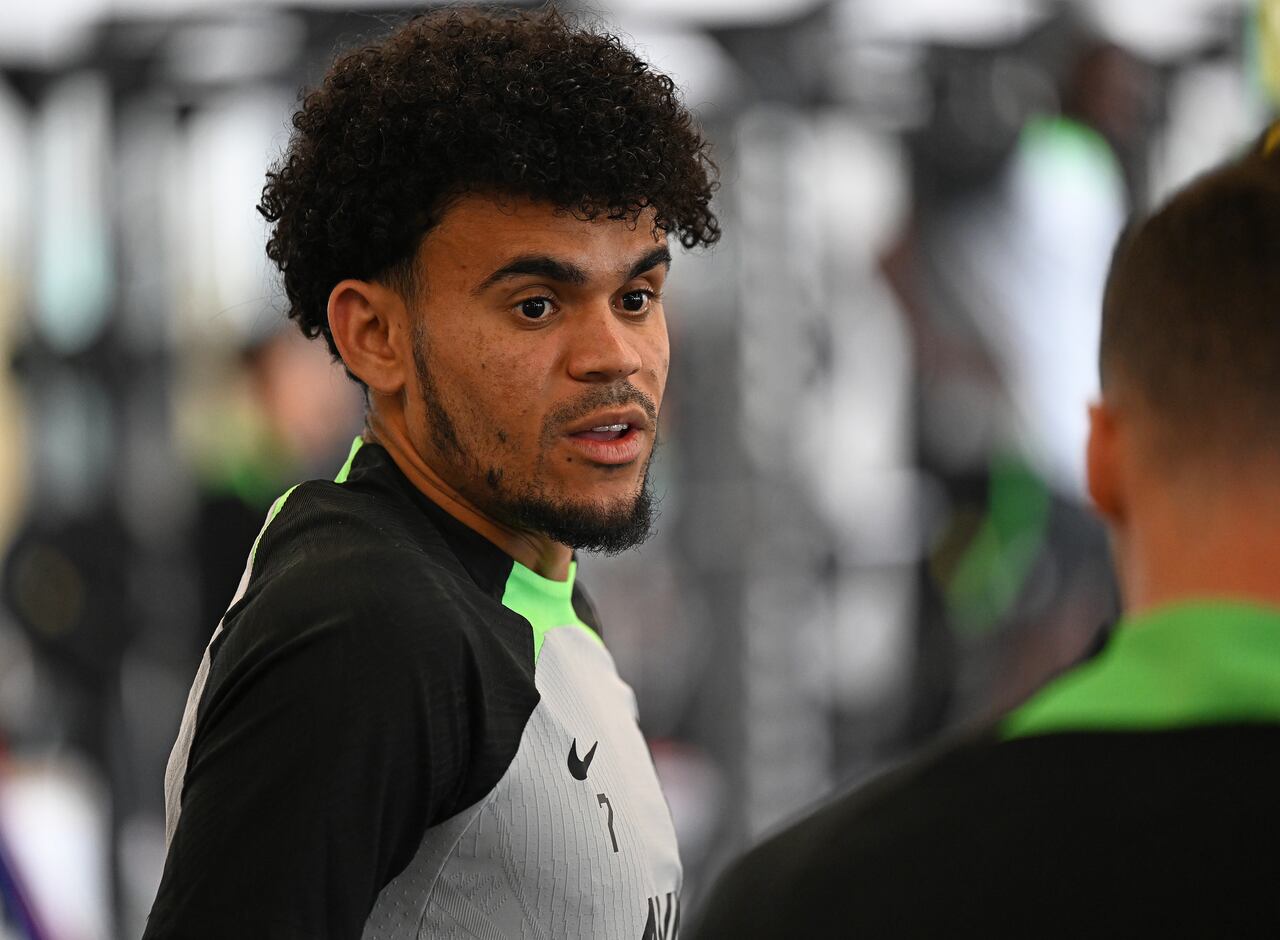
[417,309,547,457]
[645,335,670,399]
[462,348,550,448]
[653,350,669,382]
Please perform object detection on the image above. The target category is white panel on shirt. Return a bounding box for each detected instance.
[363,626,682,940]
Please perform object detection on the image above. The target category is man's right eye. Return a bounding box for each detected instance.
[519,297,553,320]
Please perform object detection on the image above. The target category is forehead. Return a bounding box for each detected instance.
[419,193,667,281]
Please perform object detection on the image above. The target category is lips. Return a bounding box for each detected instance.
[564,408,650,466]
[564,407,651,437]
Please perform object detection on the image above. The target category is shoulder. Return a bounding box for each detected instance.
[254,478,500,617]
[774,724,1003,853]
[693,727,1008,938]
[185,476,541,816]
[212,478,531,688]
[255,477,464,587]
[699,726,1280,938]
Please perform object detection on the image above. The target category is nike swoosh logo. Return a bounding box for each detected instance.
[568,738,598,781]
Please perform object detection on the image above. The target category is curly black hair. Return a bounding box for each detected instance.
[258,6,720,360]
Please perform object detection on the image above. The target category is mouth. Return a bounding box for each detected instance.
[564,410,650,466]
[573,423,632,442]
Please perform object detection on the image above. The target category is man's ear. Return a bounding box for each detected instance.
[1086,400,1125,524]
[327,279,409,395]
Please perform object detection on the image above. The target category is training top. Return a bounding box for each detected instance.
[691,601,1280,938]
[145,438,682,940]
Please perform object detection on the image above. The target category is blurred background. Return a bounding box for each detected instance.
[0,0,1276,935]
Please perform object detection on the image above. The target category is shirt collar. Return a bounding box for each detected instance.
[1003,599,1280,739]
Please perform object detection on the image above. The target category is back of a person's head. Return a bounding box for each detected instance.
[1100,126,1280,464]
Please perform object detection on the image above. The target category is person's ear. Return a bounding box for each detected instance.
[1086,400,1125,524]
[327,279,410,395]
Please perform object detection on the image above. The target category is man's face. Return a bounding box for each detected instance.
[403,194,671,554]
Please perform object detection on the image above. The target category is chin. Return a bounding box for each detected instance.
[497,477,655,555]
[556,460,644,493]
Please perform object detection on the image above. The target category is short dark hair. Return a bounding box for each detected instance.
[259,6,720,360]
[1100,127,1280,454]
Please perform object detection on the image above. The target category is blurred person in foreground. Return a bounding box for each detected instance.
[144,8,717,938]
[692,126,1280,937]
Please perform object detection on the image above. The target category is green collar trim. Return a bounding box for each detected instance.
[1002,600,1280,740]
[500,560,601,663]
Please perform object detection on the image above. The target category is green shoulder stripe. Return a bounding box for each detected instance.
[248,437,363,567]
[335,436,365,484]
[249,484,300,565]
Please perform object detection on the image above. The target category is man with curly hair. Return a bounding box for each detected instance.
[145,8,717,938]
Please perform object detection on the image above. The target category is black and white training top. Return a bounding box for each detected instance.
[145,438,682,939]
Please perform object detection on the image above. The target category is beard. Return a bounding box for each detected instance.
[411,326,657,555]
[491,462,657,556]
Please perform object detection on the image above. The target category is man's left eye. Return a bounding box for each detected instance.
[619,291,650,313]
[519,298,552,320]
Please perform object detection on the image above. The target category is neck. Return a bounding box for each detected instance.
[364,409,573,582]
[1118,472,1280,616]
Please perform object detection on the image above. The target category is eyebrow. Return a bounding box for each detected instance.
[626,246,672,281]
[473,245,673,295]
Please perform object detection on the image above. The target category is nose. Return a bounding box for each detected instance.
[565,305,643,383]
